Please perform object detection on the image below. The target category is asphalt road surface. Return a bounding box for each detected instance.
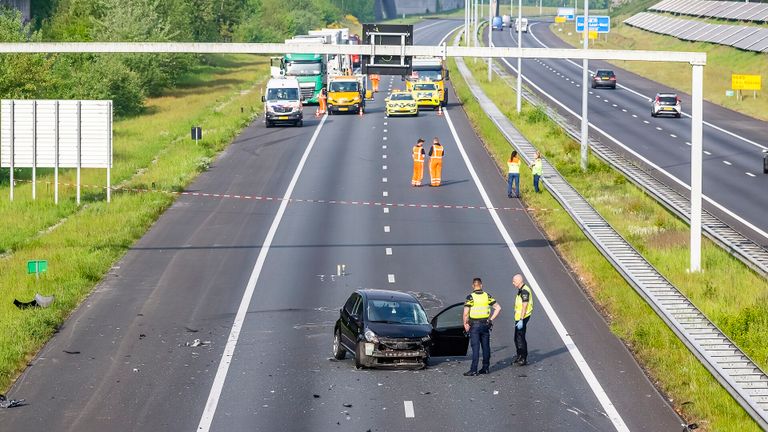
[491,20,768,249]
[3,20,684,431]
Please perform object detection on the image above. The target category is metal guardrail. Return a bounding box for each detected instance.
[452,35,768,429]
[489,61,768,278]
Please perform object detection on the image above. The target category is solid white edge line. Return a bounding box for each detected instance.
[443,108,630,432]
[527,22,768,152]
[196,114,329,431]
[403,400,415,418]
[493,42,768,242]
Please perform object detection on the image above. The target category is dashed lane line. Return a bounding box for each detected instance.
[388,274,396,284]
[404,401,415,418]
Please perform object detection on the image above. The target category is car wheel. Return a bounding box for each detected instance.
[296,120,303,127]
[355,341,369,369]
[651,112,657,118]
[332,328,346,360]
[675,113,681,118]
[265,121,273,128]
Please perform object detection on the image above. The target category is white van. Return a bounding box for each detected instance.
[515,17,529,33]
[262,77,303,128]
[502,15,511,28]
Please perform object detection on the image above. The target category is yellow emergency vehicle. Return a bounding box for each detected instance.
[385,90,418,117]
[406,57,448,106]
[410,81,441,109]
[327,75,365,114]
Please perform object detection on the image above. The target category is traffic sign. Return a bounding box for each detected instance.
[557,7,575,20]
[555,16,566,23]
[732,74,761,91]
[27,260,48,275]
[576,16,610,33]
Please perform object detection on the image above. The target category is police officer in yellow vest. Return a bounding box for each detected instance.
[463,278,502,376]
[512,274,534,366]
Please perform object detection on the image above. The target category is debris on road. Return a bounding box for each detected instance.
[182,339,210,347]
[63,350,80,355]
[313,394,320,399]
[13,294,55,309]
[342,403,353,408]
[0,394,25,408]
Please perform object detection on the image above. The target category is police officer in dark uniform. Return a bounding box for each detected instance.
[463,278,502,376]
[512,274,534,366]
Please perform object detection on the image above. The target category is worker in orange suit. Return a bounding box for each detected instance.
[412,138,426,187]
[318,88,327,115]
[428,137,444,187]
[370,74,380,92]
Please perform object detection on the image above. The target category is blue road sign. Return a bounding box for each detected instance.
[576,16,610,33]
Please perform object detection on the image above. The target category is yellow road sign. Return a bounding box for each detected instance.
[732,74,761,91]
[588,30,598,40]
[555,16,566,23]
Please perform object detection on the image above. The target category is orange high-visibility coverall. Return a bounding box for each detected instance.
[318,90,327,114]
[428,144,444,186]
[412,145,425,186]
[370,74,380,92]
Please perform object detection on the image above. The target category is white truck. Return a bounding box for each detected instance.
[515,17,529,33]
[262,76,304,128]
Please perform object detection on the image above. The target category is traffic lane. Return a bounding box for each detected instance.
[531,20,768,148]
[499,27,768,240]
[209,97,620,431]
[440,78,685,430]
[413,19,463,45]
[2,114,324,432]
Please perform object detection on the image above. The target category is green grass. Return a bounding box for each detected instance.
[0,54,269,391]
[449,52,767,431]
[550,20,768,121]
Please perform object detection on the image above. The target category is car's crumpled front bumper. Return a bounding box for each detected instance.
[361,337,429,367]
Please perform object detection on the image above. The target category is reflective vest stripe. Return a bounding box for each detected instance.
[431,145,444,159]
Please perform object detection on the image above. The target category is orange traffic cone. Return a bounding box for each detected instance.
[358,106,364,117]
[437,105,443,116]
[315,109,321,117]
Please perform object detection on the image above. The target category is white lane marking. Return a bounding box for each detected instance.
[388,274,396,283]
[723,160,732,165]
[404,401,415,418]
[384,225,390,233]
[382,145,387,149]
[496,46,768,241]
[655,127,662,131]
[622,109,627,112]
[385,247,393,255]
[670,134,677,138]
[643,120,650,124]
[383,129,388,133]
[384,122,388,126]
[196,115,329,432]
[383,191,388,197]
[383,207,390,213]
[704,150,712,155]
[382,177,388,183]
[612,104,617,107]
[746,172,756,177]
[632,114,637,118]
[383,136,388,141]
[383,165,388,170]
[443,108,630,432]
[383,154,387,159]
[686,141,692,146]
[527,22,768,152]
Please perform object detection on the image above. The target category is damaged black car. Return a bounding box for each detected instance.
[332,289,468,369]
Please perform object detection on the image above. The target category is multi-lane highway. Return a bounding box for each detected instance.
[490,20,768,249]
[3,20,684,431]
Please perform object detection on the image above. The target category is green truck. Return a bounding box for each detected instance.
[282,52,326,105]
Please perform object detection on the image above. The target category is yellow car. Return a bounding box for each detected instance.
[411,82,441,109]
[385,91,418,117]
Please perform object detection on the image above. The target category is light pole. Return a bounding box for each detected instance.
[465,0,469,46]
[580,0,590,170]
[516,0,522,113]
[488,0,493,82]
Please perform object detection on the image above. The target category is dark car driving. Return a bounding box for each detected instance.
[332,289,468,369]
[591,69,617,89]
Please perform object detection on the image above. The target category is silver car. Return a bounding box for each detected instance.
[651,93,682,118]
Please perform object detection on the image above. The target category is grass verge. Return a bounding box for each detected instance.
[549,20,768,121]
[0,54,269,391]
[449,53,767,431]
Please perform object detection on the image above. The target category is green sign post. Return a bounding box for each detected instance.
[27,260,48,279]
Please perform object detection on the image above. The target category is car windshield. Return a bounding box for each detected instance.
[411,69,442,81]
[266,88,299,101]
[329,81,359,92]
[596,70,613,77]
[367,300,429,325]
[285,61,321,76]
[390,93,413,101]
[413,83,437,91]
[659,96,677,104]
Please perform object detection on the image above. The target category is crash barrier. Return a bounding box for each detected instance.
[453,32,768,428]
[488,57,768,278]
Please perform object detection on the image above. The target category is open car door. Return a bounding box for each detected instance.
[429,302,469,357]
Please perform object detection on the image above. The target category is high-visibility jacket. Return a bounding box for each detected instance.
[429,144,444,159]
[508,156,520,174]
[532,158,542,176]
[413,146,425,162]
[465,290,496,319]
[514,284,534,321]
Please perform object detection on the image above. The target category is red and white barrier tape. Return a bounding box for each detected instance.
[12,179,556,213]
